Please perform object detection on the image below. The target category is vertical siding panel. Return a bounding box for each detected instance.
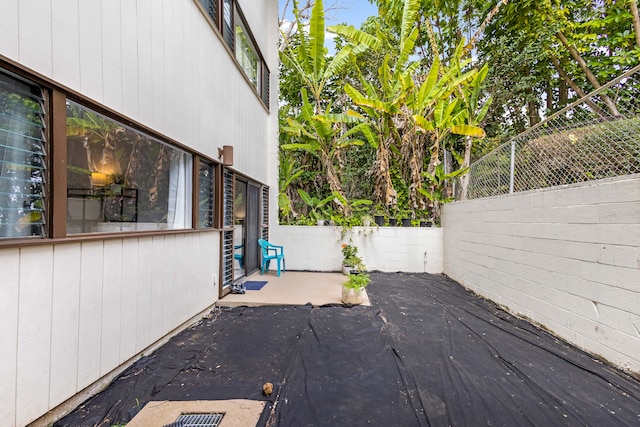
[150,235,166,342]
[77,241,104,390]
[101,240,123,375]
[120,238,139,362]
[136,238,153,351]
[0,249,19,426]
[0,0,18,60]
[120,1,139,119]
[161,234,175,333]
[101,0,123,111]
[136,0,153,126]
[18,0,52,75]
[162,0,177,138]
[150,2,165,130]
[16,246,53,426]
[49,244,81,408]
[78,0,103,102]
[51,0,80,89]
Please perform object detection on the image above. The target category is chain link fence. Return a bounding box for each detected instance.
[465,65,640,200]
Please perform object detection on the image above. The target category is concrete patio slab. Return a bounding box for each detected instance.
[217,271,370,307]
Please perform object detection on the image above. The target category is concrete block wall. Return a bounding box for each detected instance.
[270,225,443,274]
[442,175,640,376]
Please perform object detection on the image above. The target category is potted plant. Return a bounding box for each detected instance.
[373,205,385,226]
[400,209,412,227]
[341,242,362,275]
[360,214,373,227]
[341,270,370,305]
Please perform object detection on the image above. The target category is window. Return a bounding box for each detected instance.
[194,0,270,108]
[198,0,219,27]
[235,12,260,91]
[222,0,234,50]
[198,159,215,228]
[66,101,192,234]
[0,70,47,239]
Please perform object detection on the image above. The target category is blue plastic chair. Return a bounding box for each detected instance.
[258,238,286,276]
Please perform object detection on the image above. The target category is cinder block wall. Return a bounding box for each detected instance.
[442,175,640,376]
[271,226,443,274]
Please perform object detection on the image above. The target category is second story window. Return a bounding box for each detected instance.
[195,0,270,109]
[235,12,260,91]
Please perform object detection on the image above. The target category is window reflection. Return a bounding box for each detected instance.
[66,101,192,234]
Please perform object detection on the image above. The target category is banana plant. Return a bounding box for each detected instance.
[418,163,469,223]
[279,0,379,114]
[281,88,370,215]
[278,151,306,221]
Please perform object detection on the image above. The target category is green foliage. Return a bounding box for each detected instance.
[343,272,371,289]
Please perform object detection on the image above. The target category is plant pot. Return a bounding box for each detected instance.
[374,215,384,226]
[388,218,397,226]
[401,218,411,227]
[362,219,371,227]
[342,264,353,275]
[341,286,364,305]
[317,219,325,226]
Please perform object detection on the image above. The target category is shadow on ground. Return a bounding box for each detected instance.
[56,273,640,426]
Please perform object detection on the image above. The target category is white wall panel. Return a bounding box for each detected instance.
[120,1,139,119]
[150,235,168,342]
[51,0,80,88]
[0,249,19,426]
[0,0,19,61]
[135,0,153,126]
[18,0,52,76]
[16,246,53,427]
[271,226,444,274]
[78,0,103,102]
[77,241,104,390]
[101,0,123,111]
[150,3,166,132]
[49,244,81,409]
[136,237,153,351]
[101,240,123,375]
[120,239,139,363]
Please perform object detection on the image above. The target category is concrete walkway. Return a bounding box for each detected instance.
[218,270,371,307]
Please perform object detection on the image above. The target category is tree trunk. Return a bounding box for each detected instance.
[556,30,620,116]
[559,78,568,107]
[459,135,473,200]
[549,54,609,119]
[630,0,640,47]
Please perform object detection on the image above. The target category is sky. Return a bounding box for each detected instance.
[279,0,379,52]
[279,0,378,29]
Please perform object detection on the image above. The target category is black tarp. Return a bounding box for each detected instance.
[56,273,640,426]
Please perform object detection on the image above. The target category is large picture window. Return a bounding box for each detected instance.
[0,70,46,239]
[66,101,192,234]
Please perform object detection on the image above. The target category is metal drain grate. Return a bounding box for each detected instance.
[164,413,224,427]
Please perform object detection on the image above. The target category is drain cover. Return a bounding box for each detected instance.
[166,413,224,427]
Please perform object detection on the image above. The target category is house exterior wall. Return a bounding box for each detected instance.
[442,174,640,376]
[0,234,219,427]
[271,226,444,274]
[0,1,278,425]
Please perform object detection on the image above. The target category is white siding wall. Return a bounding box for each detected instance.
[271,225,444,274]
[0,1,278,425]
[443,175,640,376]
[0,233,219,427]
[0,0,278,184]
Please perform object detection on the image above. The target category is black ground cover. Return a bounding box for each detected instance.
[56,273,640,426]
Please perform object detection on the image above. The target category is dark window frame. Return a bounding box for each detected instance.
[0,61,252,247]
